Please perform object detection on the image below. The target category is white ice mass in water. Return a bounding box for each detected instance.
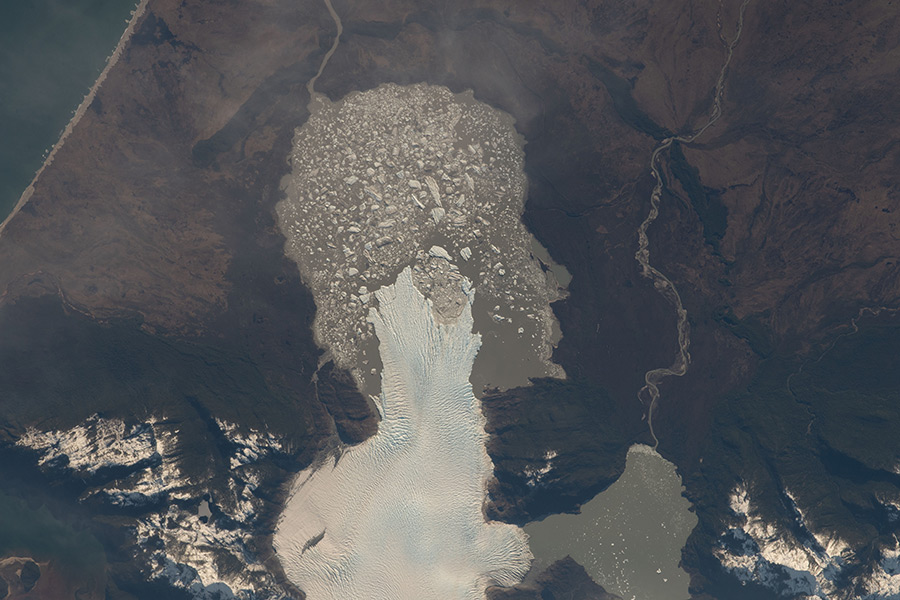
[273,268,532,599]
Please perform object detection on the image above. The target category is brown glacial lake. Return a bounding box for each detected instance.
[525,444,697,600]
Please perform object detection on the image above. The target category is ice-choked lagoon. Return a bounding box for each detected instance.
[273,268,532,599]
[272,81,567,598]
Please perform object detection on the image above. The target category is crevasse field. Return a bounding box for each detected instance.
[273,268,532,599]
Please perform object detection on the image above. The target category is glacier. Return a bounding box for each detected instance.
[273,267,532,599]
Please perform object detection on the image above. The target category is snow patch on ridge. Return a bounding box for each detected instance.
[215,418,285,469]
[274,268,531,599]
[15,413,281,597]
[136,503,273,599]
[17,414,160,474]
[859,544,900,599]
[524,450,557,488]
[715,483,851,598]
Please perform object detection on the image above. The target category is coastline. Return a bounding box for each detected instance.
[0,0,150,238]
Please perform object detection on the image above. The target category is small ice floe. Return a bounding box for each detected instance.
[460,247,472,261]
[364,187,382,202]
[425,175,441,206]
[429,245,453,261]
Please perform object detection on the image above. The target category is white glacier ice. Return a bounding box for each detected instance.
[273,267,532,599]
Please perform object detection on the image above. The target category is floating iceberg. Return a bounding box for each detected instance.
[274,268,531,599]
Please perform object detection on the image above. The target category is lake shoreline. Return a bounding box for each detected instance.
[0,0,149,238]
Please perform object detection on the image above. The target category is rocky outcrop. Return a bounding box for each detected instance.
[315,360,379,444]
[18,562,39,593]
[481,378,647,524]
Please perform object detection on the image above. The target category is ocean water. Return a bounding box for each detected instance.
[0,0,138,218]
[274,268,532,599]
